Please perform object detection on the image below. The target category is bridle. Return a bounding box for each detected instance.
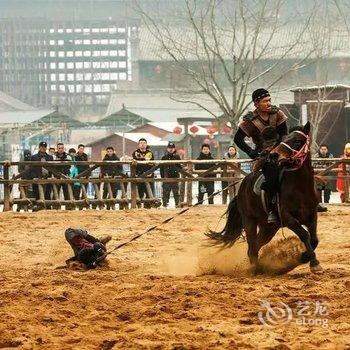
[272,130,310,170]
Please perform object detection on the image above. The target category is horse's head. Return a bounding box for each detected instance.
[271,122,311,164]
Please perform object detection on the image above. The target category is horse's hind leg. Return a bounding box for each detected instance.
[257,223,279,250]
[284,213,322,273]
[244,220,260,274]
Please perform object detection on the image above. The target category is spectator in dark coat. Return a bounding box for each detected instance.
[31,141,54,210]
[101,146,124,209]
[195,144,216,205]
[54,143,73,208]
[160,142,181,207]
[74,144,89,202]
[314,144,334,203]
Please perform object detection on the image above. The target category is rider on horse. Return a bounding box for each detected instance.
[234,88,288,223]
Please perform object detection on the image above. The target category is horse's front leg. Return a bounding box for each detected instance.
[305,211,319,250]
[284,213,323,273]
[244,220,261,274]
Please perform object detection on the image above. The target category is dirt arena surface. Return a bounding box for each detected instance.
[0,205,349,350]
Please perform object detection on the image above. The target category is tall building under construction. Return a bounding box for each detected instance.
[0,0,143,115]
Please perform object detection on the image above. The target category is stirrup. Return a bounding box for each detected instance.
[267,211,279,224]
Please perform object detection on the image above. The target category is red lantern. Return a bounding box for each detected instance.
[173,126,182,135]
[203,138,211,145]
[189,125,199,134]
[207,125,217,134]
[222,125,231,134]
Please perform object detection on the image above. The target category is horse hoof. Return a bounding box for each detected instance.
[310,264,323,274]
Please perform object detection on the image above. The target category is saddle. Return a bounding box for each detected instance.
[253,172,265,196]
[253,172,269,214]
[253,172,283,218]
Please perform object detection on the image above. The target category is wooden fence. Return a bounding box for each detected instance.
[0,159,248,211]
[0,158,348,212]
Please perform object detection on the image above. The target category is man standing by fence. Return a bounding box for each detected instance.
[75,144,89,203]
[132,138,155,209]
[101,146,123,210]
[54,143,73,208]
[314,144,333,203]
[160,142,181,208]
[31,141,54,211]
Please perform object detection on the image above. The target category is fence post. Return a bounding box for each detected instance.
[186,162,193,207]
[3,162,11,211]
[222,163,228,205]
[130,162,137,209]
[343,162,350,203]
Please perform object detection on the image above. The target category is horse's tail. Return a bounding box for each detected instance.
[205,196,243,245]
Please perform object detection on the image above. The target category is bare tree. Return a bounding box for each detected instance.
[301,5,345,149]
[135,0,316,127]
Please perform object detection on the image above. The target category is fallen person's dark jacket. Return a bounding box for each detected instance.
[65,228,107,269]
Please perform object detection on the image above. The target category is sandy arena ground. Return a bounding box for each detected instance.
[0,205,349,349]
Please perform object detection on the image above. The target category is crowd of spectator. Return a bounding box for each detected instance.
[12,138,350,211]
[15,139,242,211]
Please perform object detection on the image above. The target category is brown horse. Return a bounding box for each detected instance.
[207,122,323,274]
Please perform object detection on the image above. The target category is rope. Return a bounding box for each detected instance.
[106,179,243,255]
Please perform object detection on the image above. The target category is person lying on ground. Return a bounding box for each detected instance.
[65,228,111,269]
